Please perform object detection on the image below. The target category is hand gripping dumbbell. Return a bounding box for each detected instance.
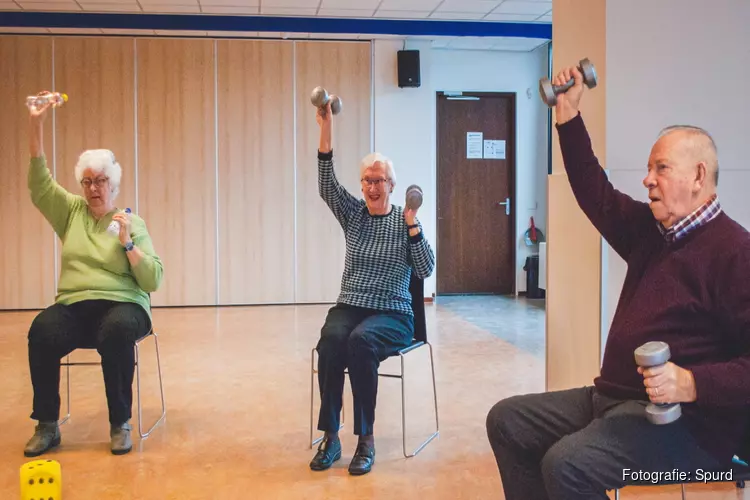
[311,86,343,117]
[405,185,423,211]
[633,341,682,425]
[538,57,598,107]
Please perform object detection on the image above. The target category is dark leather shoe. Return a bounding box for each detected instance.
[348,442,375,475]
[24,421,61,457]
[310,437,342,471]
[110,421,132,455]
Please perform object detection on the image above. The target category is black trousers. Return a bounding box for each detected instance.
[28,300,151,425]
[486,386,722,500]
[316,303,413,436]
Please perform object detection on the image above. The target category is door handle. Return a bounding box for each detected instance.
[496,197,510,216]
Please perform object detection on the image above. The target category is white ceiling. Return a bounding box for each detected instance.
[0,0,552,51]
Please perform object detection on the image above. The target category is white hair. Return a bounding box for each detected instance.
[657,125,719,185]
[74,149,122,198]
[360,152,396,185]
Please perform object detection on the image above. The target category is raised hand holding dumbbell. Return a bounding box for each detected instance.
[634,341,682,425]
[539,57,597,107]
[311,86,343,118]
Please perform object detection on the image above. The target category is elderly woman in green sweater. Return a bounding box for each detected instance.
[23,96,163,457]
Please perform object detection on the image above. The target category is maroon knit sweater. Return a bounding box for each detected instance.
[558,113,750,464]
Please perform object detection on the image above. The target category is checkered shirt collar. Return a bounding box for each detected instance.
[657,194,721,243]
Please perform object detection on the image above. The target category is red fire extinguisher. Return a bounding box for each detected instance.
[524,217,544,246]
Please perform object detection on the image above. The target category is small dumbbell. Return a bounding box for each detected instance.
[633,341,682,425]
[405,185,423,211]
[311,86,343,116]
[538,58,598,107]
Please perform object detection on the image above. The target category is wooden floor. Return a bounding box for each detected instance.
[0,297,746,499]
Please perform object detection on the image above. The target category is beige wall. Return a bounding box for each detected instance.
[0,35,372,310]
[545,0,606,391]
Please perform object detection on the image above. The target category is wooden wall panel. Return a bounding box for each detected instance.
[546,0,606,391]
[0,35,374,311]
[54,37,136,212]
[294,41,372,303]
[0,36,56,310]
[216,40,295,305]
[136,38,217,307]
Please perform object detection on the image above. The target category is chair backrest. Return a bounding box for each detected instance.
[409,271,427,343]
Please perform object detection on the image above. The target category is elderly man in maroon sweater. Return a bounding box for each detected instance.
[485,64,750,499]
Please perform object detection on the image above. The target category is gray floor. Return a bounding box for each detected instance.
[435,294,546,357]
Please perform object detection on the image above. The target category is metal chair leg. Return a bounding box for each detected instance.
[58,358,71,426]
[310,347,315,447]
[135,331,166,439]
[400,342,439,458]
[310,347,344,448]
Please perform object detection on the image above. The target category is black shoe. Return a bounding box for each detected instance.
[24,421,61,457]
[348,442,375,475]
[110,421,133,455]
[310,437,342,471]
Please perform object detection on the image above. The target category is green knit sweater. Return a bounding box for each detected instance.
[28,155,163,318]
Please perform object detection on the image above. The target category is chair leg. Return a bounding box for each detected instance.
[614,489,619,500]
[400,342,440,458]
[58,358,71,426]
[310,347,316,448]
[135,332,166,439]
[681,483,686,500]
[310,347,343,448]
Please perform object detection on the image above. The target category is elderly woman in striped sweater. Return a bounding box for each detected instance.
[309,101,435,476]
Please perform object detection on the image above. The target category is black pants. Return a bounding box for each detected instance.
[28,300,151,425]
[316,303,413,436]
[486,386,722,500]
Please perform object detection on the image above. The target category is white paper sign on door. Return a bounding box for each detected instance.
[467,132,483,159]
[484,139,506,159]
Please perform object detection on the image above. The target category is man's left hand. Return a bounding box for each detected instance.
[638,362,697,404]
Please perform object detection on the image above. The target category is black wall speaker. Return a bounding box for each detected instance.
[397,50,421,88]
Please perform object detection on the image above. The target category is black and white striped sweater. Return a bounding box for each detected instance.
[318,150,435,316]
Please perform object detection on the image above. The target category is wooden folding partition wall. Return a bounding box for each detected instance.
[0,35,372,309]
[545,0,606,390]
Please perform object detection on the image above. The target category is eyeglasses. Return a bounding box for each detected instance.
[81,177,109,189]
[361,178,389,187]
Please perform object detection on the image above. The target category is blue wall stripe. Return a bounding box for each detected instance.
[0,12,551,39]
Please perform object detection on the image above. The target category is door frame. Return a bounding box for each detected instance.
[434,90,518,296]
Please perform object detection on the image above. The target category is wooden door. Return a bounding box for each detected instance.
[436,92,516,295]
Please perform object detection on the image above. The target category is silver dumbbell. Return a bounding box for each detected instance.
[405,185,423,211]
[311,86,343,116]
[634,341,682,425]
[538,57,598,107]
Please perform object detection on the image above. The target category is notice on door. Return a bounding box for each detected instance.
[467,132,483,159]
[484,139,506,159]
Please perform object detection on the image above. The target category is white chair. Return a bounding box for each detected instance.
[59,327,166,439]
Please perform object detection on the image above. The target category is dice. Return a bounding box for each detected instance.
[20,459,62,500]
